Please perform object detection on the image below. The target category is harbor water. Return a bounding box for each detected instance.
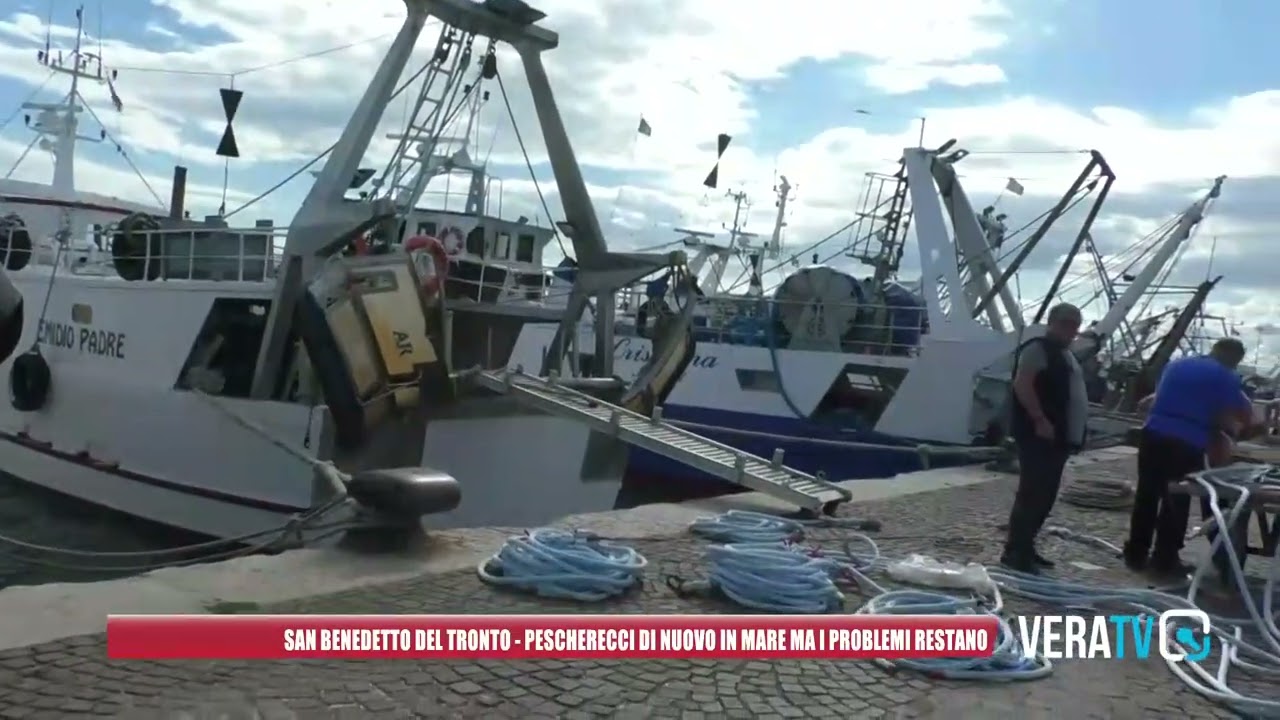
[0,473,201,589]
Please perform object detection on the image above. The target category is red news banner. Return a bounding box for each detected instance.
[106,614,998,661]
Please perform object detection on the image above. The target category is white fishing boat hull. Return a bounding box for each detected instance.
[507,320,1016,489]
[0,269,626,541]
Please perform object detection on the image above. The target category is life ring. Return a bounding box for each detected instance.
[10,350,51,412]
[404,235,449,297]
[438,226,465,256]
[111,212,162,281]
[0,213,32,271]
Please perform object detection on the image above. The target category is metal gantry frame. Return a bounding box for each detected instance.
[250,0,680,398]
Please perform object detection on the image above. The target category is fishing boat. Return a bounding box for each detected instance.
[0,0,867,541]
[504,149,1230,499]
[0,6,160,274]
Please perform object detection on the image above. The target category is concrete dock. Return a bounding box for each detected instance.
[0,447,1264,718]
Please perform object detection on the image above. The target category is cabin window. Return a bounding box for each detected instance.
[735,369,780,393]
[71,303,92,324]
[175,298,271,399]
[466,226,486,257]
[494,232,511,260]
[516,234,536,262]
[416,221,438,237]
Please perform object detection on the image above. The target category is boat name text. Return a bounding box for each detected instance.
[37,320,126,359]
[614,338,717,369]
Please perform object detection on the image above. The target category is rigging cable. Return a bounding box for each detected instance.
[494,68,570,261]
[113,33,396,80]
[2,72,58,179]
[224,55,442,219]
[0,71,55,135]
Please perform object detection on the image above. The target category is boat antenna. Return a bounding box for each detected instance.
[43,2,52,63]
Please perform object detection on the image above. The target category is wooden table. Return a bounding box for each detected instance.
[1170,464,1280,581]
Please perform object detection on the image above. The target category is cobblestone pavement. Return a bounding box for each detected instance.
[0,454,1273,718]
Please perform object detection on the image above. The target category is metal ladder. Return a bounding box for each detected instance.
[373,26,476,210]
[471,369,852,514]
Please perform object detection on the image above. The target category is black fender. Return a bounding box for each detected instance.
[10,350,51,412]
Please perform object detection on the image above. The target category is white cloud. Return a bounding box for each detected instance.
[1,0,1278,361]
[864,62,1007,94]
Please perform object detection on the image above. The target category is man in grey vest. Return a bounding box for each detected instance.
[1002,303,1090,574]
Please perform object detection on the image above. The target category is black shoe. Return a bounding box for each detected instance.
[1000,552,1040,575]
[1148,555,1194,577]
[1032,551,1055,568]
[1122,543,1147,571]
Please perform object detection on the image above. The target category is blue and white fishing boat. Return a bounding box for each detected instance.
[507,148,1227,502]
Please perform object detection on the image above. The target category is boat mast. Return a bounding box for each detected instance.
[724,188,764,296]
[1075,176,1225,358]
[768,175,790,259]
[24,5,110,205]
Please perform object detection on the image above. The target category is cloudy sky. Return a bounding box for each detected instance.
[1,0,1278,366]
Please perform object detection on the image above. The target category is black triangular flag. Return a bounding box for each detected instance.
[219,88,243,121]
[703,133,733,189]
[216,88,243,158]
[217,128,239,158]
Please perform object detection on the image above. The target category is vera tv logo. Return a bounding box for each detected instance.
[1016,609,1212,661]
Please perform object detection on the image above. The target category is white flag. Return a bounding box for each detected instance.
[1005,177,1025,196]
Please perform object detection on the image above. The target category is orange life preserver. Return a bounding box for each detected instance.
[404,235,449,296]
[439,226,465,256]
[352,233,370,256]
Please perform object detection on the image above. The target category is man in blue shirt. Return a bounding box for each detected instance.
[1124,338,1256,575]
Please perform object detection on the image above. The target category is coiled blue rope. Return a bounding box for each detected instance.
[684,512,1050,679]
[688,510,882,544]
[477,528,647,601]
[703,542,846,613]
[689,510,805,543]
[856,589,1053,681]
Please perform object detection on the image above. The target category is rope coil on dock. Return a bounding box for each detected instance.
[675,511,1058,680]
[700,542,847,613]
[854,589,1053,681]
[1060,477,1134,510]
[688,510,806,544]
[476,528,647,602]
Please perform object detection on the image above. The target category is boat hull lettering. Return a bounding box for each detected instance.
[614,338,717,369]
[37,319,125,359]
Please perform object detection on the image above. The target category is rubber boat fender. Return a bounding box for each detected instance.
[0,267,22,364]
[111,213,162,281]
[10,350,51,412]
[295,254,448,450]
[0,213,32,271]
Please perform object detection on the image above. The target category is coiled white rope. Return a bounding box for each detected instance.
[477,528,647,602]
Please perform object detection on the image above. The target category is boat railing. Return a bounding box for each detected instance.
[1,222,287,283]
[441,254,569,307]
[611,288,929,357]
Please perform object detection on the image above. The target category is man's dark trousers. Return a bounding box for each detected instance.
[1127,429,1204,564]
[1005,435,1070,559]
